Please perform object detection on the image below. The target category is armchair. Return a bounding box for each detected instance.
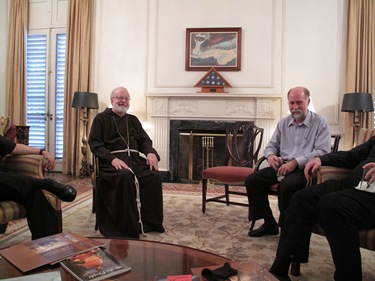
[0,116,16,142]
[0,154,62,234]
[0,116,62,235]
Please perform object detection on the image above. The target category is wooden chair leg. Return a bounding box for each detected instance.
[202,178,208,213]
[224,185,230,205]
[55,210,63,233]
[0,223,9,234]
[92,187,96,213]
[290,261,301,276]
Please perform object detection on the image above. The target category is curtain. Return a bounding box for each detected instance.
[62,0,94,175]
[5,0,28,125]
[344,0,375,148]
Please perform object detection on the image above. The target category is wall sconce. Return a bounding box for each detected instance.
[341,92,374,146]
[72,92,99,178]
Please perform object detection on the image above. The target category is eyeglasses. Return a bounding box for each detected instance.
[112,96,131,101]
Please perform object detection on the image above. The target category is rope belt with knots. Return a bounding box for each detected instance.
[110,149,146,236]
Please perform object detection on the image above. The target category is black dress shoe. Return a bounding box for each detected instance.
[248,223,279,237]
[46,181,77,202]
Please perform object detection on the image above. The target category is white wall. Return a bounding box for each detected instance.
[0,0,347,134]
[283,0,347,128]
[93,0,347,136]
[93,0,150,114]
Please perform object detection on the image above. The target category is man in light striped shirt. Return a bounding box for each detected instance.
[246,86,331,237]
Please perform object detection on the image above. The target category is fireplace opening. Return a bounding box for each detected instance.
[178,130,227,182]
[169,120,246,182]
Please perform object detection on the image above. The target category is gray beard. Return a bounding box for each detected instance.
[292,112,306,121]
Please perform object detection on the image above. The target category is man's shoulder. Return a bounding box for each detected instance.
[305,111,329,128]
[277,115,291,124]
[126,113,141,123]
[95,108,110,117]
[310,111,328,122]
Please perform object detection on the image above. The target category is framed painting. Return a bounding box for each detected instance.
[185,27,242,71]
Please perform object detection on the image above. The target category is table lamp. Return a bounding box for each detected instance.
[341,92,373,146]
[72,91,99,178]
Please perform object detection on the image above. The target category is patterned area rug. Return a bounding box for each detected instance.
[1,178,375,281]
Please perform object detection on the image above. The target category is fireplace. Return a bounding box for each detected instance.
[146,94,282,182]
[169,120,246,182]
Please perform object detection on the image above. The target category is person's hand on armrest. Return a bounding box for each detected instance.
[267,154,283,170]
[304,157,322,181]
[362,162,375,184]
[11,143,55,170]
[146,153,159,170]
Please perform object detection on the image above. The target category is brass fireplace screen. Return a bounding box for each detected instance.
[178,131,227,182]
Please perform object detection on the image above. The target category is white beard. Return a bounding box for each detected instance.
[112,104,128,115]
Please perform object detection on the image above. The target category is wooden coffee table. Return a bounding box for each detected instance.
[0,238,232,280]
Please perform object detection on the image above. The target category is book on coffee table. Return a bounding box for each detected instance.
[60,248,131,281]
[0,232,106,272]
[0,271,61,281]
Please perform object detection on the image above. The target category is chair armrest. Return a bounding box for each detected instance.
[2,155,61,210]
[254,156,268,171]
[255,159,351,186]
[43,190,61,210]
[1,154,46,179]
[316,166,351,184]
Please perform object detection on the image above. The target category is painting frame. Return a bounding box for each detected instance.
[185,27,242,71]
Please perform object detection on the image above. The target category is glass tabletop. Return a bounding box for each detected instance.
[0,237,231,281]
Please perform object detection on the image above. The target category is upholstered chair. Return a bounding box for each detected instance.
[201,122,264,215]
[0,118,62,234]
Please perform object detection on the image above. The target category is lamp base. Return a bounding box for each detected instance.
[79,144,91,178]
[79,160,91,178]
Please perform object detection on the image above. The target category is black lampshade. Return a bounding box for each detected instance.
[341,93,374,112]
[72,92,99,109]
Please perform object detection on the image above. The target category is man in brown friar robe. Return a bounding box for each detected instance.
[88,87,164,238]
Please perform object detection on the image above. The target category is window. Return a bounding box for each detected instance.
[26,29,66,164]
[54,33,66,159]
[26,34,47,149]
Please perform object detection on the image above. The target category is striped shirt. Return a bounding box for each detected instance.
[264,111,331,168]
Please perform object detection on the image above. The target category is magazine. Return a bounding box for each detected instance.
[0,232,106,272]
[60,248,131,281]
[0,271,61,281]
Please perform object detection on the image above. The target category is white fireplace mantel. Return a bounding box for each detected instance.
[146,93,282,171]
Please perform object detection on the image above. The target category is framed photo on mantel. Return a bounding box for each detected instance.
[185,27,242,71]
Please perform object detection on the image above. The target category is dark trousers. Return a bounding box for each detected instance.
[274,179,375,281]
[245,167,306,226]
[0,169,58,240]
